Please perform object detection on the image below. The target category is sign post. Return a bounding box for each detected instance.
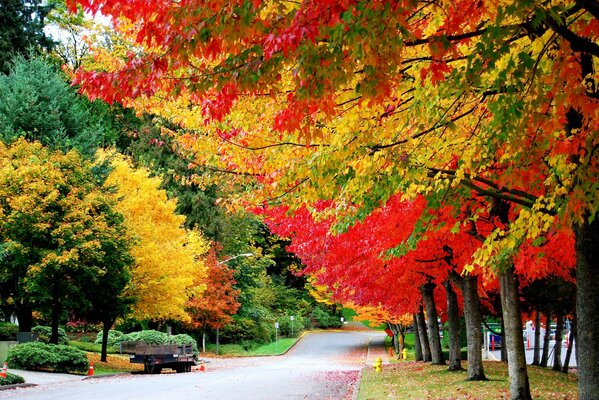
[290,316,295,337]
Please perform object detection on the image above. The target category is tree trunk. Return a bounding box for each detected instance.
[413,314,423,361]
[499,267,532,400]
[500,318,508,363]
[202,332,206,353]
[574,218,599,400]
[416,306,432,362]
[421,282,445,365]
[100,318,114,362]
[15,305,33,332]
[460,275,486,380]
[532,311,541,366]
[50,301,61,344]
[540,311,551,368]
[552,311,564,371]
[562,317,576,374]
[443,280,463,371]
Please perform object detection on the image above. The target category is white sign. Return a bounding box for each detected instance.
[275,322,279,329]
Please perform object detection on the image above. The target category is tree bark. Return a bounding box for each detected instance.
[552,311,564,371]
[532,311,541,366]
[15,305,33,332]
[413,314,423,361]
[443,280,463,371]
[50,300,61,344]
[499,267,532,400]
[421,282,445,365]
[562,317,576,373]
[574,218,599,399]
[540,311,551,367]
[100,318,114,362]
[458,274,487,380]
[416,306,432,362]
[500,318,508,363]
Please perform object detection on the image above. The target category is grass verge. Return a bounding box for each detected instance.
[87,352,142,375]
[204,337,299,356]
[357,361,577,399]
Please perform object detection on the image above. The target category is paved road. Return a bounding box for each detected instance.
[0,330,386,400]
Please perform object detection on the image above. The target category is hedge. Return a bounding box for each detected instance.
[0,372,25,386]
[7,342,88,373]
[0,322,18,340]
[31,326,69,345]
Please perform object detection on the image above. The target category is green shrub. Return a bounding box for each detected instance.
[0,372,25,386]
[220,318,273,344]
[167,334,198,355]
[277,316,305,337]
[94,330,124,347]
[7,342,88,373]
[31,326,68,345]
[310,307,342,329]
[0,322,18,340]
[119,330,167,345]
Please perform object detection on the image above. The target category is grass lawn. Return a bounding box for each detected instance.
[357,361,578,400]
[204,337,299,356]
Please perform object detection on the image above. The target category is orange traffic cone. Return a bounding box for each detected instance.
[88,361,94,376]
[1,362,7,378]
[199,364,205,372]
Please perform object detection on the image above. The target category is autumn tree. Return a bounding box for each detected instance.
[0,139,132,344]
[99,150,209,324]
[185,247,240,352]
[68,1,598,397]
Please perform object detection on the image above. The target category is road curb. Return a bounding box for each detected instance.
[83,372,131,380]
[351,367,364,400]
[0,383,37,391]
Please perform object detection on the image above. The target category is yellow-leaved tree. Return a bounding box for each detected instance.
[97,150,209,322]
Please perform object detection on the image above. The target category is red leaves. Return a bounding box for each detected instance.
[420,60,453,85]
[201,83,239,123]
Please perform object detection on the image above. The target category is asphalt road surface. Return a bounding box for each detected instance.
[1,330,385,400]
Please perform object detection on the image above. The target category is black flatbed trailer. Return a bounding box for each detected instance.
[120,342,196,374]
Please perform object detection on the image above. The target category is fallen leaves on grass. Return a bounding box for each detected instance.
[87,353,143,372]
[358,361,578,400]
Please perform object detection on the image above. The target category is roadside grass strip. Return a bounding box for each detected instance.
[357,361,578,399]
[86,353,143,375]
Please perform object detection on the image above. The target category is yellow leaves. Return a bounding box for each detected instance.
[98,149,209,322]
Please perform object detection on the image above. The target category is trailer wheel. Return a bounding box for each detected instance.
[145,364,161,374]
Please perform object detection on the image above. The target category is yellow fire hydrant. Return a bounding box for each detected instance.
[401,348,408,360]
[373,357,383,373]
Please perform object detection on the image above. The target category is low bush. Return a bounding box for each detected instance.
[118,330,166,345]
[7,342,88,373]
[311,307,342,329]
[32,326,68,345]
[167,334,199,355]
[0,372,25,386]
[0,322,18,340]
[94,330,124,347]
[277,316,305,337]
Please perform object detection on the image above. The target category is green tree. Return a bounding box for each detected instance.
[0,0,54,73]
[0,55,119,155]
[0,139,133,343]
